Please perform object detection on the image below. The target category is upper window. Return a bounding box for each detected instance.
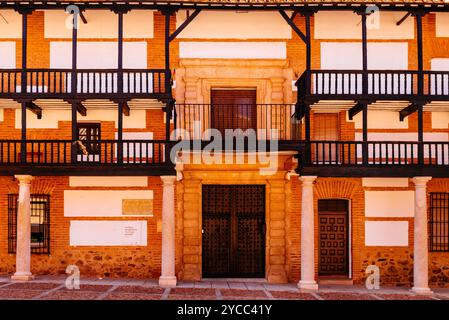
[429,193,449,252]
[8,194,50,254]
[77,123,101,155]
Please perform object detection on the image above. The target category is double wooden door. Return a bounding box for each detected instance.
[202,185,266,278]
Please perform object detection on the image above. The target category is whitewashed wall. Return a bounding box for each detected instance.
[70,220,147,246]
[0,41,16,68]
[175,10,291,39]
[365,191,414,217]
[350,110,409,130]
[365,221,409,246]
[44,10,154,38]
[436,13,449,37]
[64,190,153,217]
[179,42,286,59]
[315,11,414,40]
[69,176,148,187]
[432,112,449,129]
[0,10,21,38]
[362,178,409,188]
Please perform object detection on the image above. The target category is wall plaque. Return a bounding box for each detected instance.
[122,199,153,216]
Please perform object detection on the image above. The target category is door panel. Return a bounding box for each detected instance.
[210,89,257,134]
[202,185,265,278]
[313,113,339,164]
[318,199,349,277]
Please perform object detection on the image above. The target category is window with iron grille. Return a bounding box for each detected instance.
[8,194,50,254]
[429,193,449,252]
[77,123,101,155]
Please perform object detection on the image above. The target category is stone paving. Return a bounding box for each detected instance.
[0,276,448,300]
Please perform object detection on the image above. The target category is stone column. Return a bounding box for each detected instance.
[298,176,318,290]
[11,175,34,281]
[159,176,177,287]
[411,176,432,294]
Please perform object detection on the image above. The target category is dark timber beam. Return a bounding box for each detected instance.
[79,11,88,24]
[76,102,87,116]
[399,103,418,121]
[169,9,201,42]
[26,101,42,119]
[348,102,364,120]
[396,12,411,26]
[122,101,130,116]
[279,9,307,44]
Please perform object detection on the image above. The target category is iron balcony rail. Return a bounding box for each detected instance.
[0,140,170,165]
[301,141,449,167]
[0,68,167,98]
[174,104,301,141]
[297,70,449,99]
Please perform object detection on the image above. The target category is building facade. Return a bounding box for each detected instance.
[0,0,448,292]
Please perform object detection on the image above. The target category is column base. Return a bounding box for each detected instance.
[159,276,177,287]
[298,280,318,291]
[411,286,433,295]
[11,273,34,281]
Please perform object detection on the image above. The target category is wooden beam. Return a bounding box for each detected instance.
[399,103,418,121]
[348,102,364,120]
[396,12,411,26]
[26,101,42,119]
[169,9,201,42]
[79,11,88,24]
[279,9,307,44]
[122,101,130,116]
[76,102,87,116]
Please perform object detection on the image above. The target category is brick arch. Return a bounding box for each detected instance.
[314,178,361,200]
[5,177,57,194]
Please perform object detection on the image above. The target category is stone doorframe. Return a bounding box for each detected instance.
[175,154,297,283]
[174,59,294,104]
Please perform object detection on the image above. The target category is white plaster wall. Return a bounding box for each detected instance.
[436,13,449,38]
[0,109,3,122]
[365,221,409,246]
[0,10,22,38]
[175,10,291,39]
[15,108,147,129]
[362,178,409,188]
[365,191,414,217]
[69,176,148,187]
[315,11,414,40]
[70,220,147,246]
[44,10,154,38]
[50,41,147,69]
[64,190,153,217]
[179,42,286,59]
[0,41,16,68]
[432,112,449,129]
[351,110,409,130]
[321,42,408,69]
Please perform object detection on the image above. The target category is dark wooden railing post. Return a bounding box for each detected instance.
[117,101,124,164]
[70,8,78,95]
[414,11,425,97]
[418,104,424,165]
[362,103,369,165]
[20,101,27,163]
[18,8,31,95]
[70,101,78,164]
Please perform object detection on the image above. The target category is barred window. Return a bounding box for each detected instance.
[8,194,50,254]
[429,193,449,252]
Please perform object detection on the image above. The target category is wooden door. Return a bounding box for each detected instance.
[210,89,257,134]
[318,199,349,277]
[202,185,265,278]
[313,113,339,164]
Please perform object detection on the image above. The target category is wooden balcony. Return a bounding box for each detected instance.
[0,140,175,175]
[0,68,168,100]
[174,103,301,150]
[297,70,449,102]
[299,140,449,177]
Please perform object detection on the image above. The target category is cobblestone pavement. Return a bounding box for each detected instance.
[0,276,448,300]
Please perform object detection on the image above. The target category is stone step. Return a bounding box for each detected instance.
[318,278,354,286]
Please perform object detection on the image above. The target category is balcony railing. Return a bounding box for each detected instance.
[297,70,449,100]
[301,141,449,167]
[0,140,170,166]
[174,104,301,141]
[0,69,167,98]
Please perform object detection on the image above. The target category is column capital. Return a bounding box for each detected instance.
[14,175,33,185]
[412,176,432,186]
[161,175,177,186]
[299,176,317,185]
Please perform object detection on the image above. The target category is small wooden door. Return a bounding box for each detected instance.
[202,185,265,278]
[210,89,257,134]
[313,113,339,164]
[318,199,349,277]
